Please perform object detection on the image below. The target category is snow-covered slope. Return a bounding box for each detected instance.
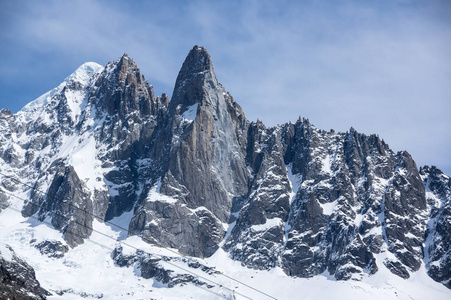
[17,62,103,122]
[0,46,450,299]
[1,196,449,299]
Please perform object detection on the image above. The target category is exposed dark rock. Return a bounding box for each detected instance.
[161,45,251,223]
[31,240,69,259]
[420,166,451,288]
[225,123,290,270]
[0,46,449,289]
[112,246,215,288]
[22,161,93,247]
[0,191,8,213]
[129,200,224,258]
[383,260,410,279]
[0,245,50,299]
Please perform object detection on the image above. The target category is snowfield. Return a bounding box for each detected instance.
[0,195,449,300]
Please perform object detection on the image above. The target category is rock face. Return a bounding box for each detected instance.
[420,166,451,288]
[111,245,218,288]
[23,161,93,247]
[129,46,250,258]
[31,240,69,259]
[284,125,425,280]
[163,46,250,223]
[0,45,450,290]
[0,245,49,299]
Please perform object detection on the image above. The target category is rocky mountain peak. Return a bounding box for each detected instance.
[0,109,13,117]
[169,46,219,113]
[0,46,450,297]
[65,62,103,86]
[115,53,141,82]
[91,53,158,118]
[179,45,213,77]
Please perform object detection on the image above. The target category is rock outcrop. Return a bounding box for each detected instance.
[0,45,449,290]
[0,245,50,299]
[420,166,451,288]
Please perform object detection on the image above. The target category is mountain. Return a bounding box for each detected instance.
[0,45,450,299]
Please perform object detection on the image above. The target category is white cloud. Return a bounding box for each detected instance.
[0,0,450,173]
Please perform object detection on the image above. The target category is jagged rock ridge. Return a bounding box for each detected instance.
[0,45,449,291]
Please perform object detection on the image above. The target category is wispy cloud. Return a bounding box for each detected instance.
[0,0,450,173]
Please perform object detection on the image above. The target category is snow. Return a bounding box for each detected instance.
[105,209,135,241]
[64,89,86,121]
[181,103,198,121]
[0,243,13,262]
[320,200,338,215]
[206,248,451,300]
[1,57,450,300]
[68,135,104,191]
[18,62,103,117]
[145,179,178,204]
[219,220,236,247]
[321,154,332,174]
[286,163,302,204]
[0,192,450,299]
[19,84,62,114]
[251,218,283,232]
[354,214,364,227]
[247,165,253,175]
[423,182,446,269]
[65,62,103,84]
[0,200,208,299]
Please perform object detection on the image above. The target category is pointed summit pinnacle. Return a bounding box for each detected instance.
[175,45,216,85]
[170,45,219,112]
[182,45,212,73]
[116,52,137,72]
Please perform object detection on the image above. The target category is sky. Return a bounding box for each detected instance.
[0,0,450,175]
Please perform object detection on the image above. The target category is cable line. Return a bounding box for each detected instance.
[0,171,278,299]
[2,189,251,300]
[3,203,235,300]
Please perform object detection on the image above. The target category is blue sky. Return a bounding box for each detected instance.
[1,0,450,174]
